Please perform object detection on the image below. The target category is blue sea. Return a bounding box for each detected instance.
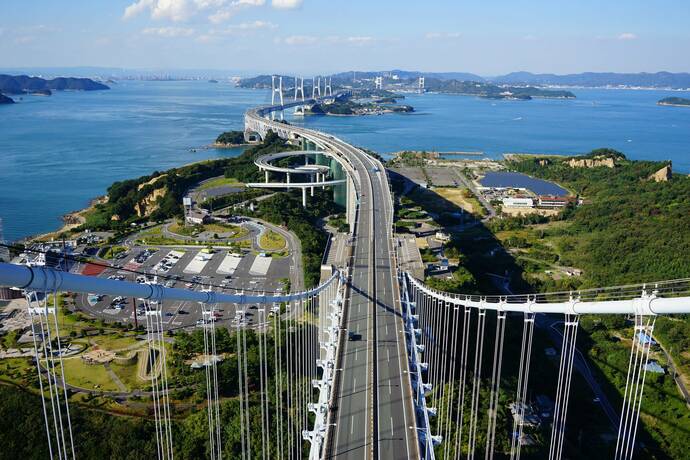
[1,81,689,242]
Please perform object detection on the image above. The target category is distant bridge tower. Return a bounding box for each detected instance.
[271,75,284,120]
[312,76,321,98]
[294,76,305,102]
[375,75,383,90]
[294,76,306,115]
[418,76,425,93]
[324,76,332,97]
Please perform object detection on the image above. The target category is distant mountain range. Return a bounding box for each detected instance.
[331,70,690,89]
[0,74,109,96]
[491,71,690,89]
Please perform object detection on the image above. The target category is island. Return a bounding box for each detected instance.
[0,93,14,104]
[0,74,109,95]
[238,73,575,100]
[213,130,247,147]
[306,94,414,116]
[658,96,690,107]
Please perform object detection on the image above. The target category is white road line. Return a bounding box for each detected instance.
[355,348,358,361]
[351,415,355,435]
[388,379,392,395]
[390,416,394,437]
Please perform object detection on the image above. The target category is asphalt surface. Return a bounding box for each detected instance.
[76,239,292,331]
[323,138,418,460]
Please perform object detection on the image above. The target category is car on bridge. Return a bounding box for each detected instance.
[348,331,362,341]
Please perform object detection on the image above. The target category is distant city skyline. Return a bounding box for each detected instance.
[2,0,690,75]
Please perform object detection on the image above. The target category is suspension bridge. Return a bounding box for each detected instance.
[0,75,689,459]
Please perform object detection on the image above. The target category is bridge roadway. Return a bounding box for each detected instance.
[245,107,419,459]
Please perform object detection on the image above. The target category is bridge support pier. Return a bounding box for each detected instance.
[265,170,269,183]
[302,187,307,207]
[286,172,291,190]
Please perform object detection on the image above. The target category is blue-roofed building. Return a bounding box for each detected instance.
[644,361,665,374]
[637,332,657,346]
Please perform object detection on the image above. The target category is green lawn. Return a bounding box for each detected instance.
[197,176,244,191]
[259,230,286,251]
[60,358,119,391]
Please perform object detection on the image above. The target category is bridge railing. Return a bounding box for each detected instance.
[402,271,690,460]
[0,261,343,460]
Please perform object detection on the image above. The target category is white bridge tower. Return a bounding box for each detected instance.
[324,76,332,97]
[375,75,383,90]
[418,76,425,93]
[312,76,321,99]
[271,75,284,120]
[294,76,306,115]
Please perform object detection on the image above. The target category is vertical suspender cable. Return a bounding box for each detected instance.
[467,308,487,459]
[454,306,472,460]
[510,313,535,460]
[442,305,460,460]
[27,296,55,460]
[484,310,506,459]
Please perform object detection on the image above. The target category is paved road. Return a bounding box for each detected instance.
[323,139,417,460]
[452,168,497,220]
[246,108,419,458]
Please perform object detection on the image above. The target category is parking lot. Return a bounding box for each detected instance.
[75,245,292,331]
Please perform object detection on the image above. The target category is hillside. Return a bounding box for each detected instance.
[493,71,690,89]
[0,74,109,95]
[658,96,690,107]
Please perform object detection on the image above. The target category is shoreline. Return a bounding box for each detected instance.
[27,196,106,243]
[657,102,690,108]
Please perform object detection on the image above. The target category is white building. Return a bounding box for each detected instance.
[502,197,534,208]
[435,231,451,242]
[186,210,211,225]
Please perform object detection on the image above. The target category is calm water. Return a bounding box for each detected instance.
[1,82,689,241]
[480,171,568,195]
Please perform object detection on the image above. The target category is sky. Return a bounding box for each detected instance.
[2,0,690,76]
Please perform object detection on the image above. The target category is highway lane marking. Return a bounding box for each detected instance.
[351,415,355,435]
[388,379,392,395]
[355,348,358,361]
[354,376,357,392]
[390,416,394,437]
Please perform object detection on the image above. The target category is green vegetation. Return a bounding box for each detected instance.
[214,130,246,145]
[424,78,576,100]
[658,97,690,106]
[80,131,290,234]
[251,190,340,287]
[0,320,313,459]
[509,149,689,289]
[259,230,286,251]
[100,245,127,259]
[196,176,244,191]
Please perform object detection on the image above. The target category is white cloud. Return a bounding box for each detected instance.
[425,31,461,40]
[142,26,195,37]
[345,36,374,45]
[283,35,317,45]
[124,0,195,22]
[123,0,290,24]
[617,32,637,41]
[271,0,302,9]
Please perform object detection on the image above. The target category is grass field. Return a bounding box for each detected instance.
[196,176,244,191]
[91,334,142,351]
[61,358,120,391]
[259,230,286,251]
[434,187,487,216]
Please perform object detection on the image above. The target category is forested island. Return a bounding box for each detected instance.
[238,73,575,100]
[0,74,109,95]
[0,93,14,104]
[306,96,414,116]
[424,79,576,99]
[213,130,247,147]
[658,96,690,107]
